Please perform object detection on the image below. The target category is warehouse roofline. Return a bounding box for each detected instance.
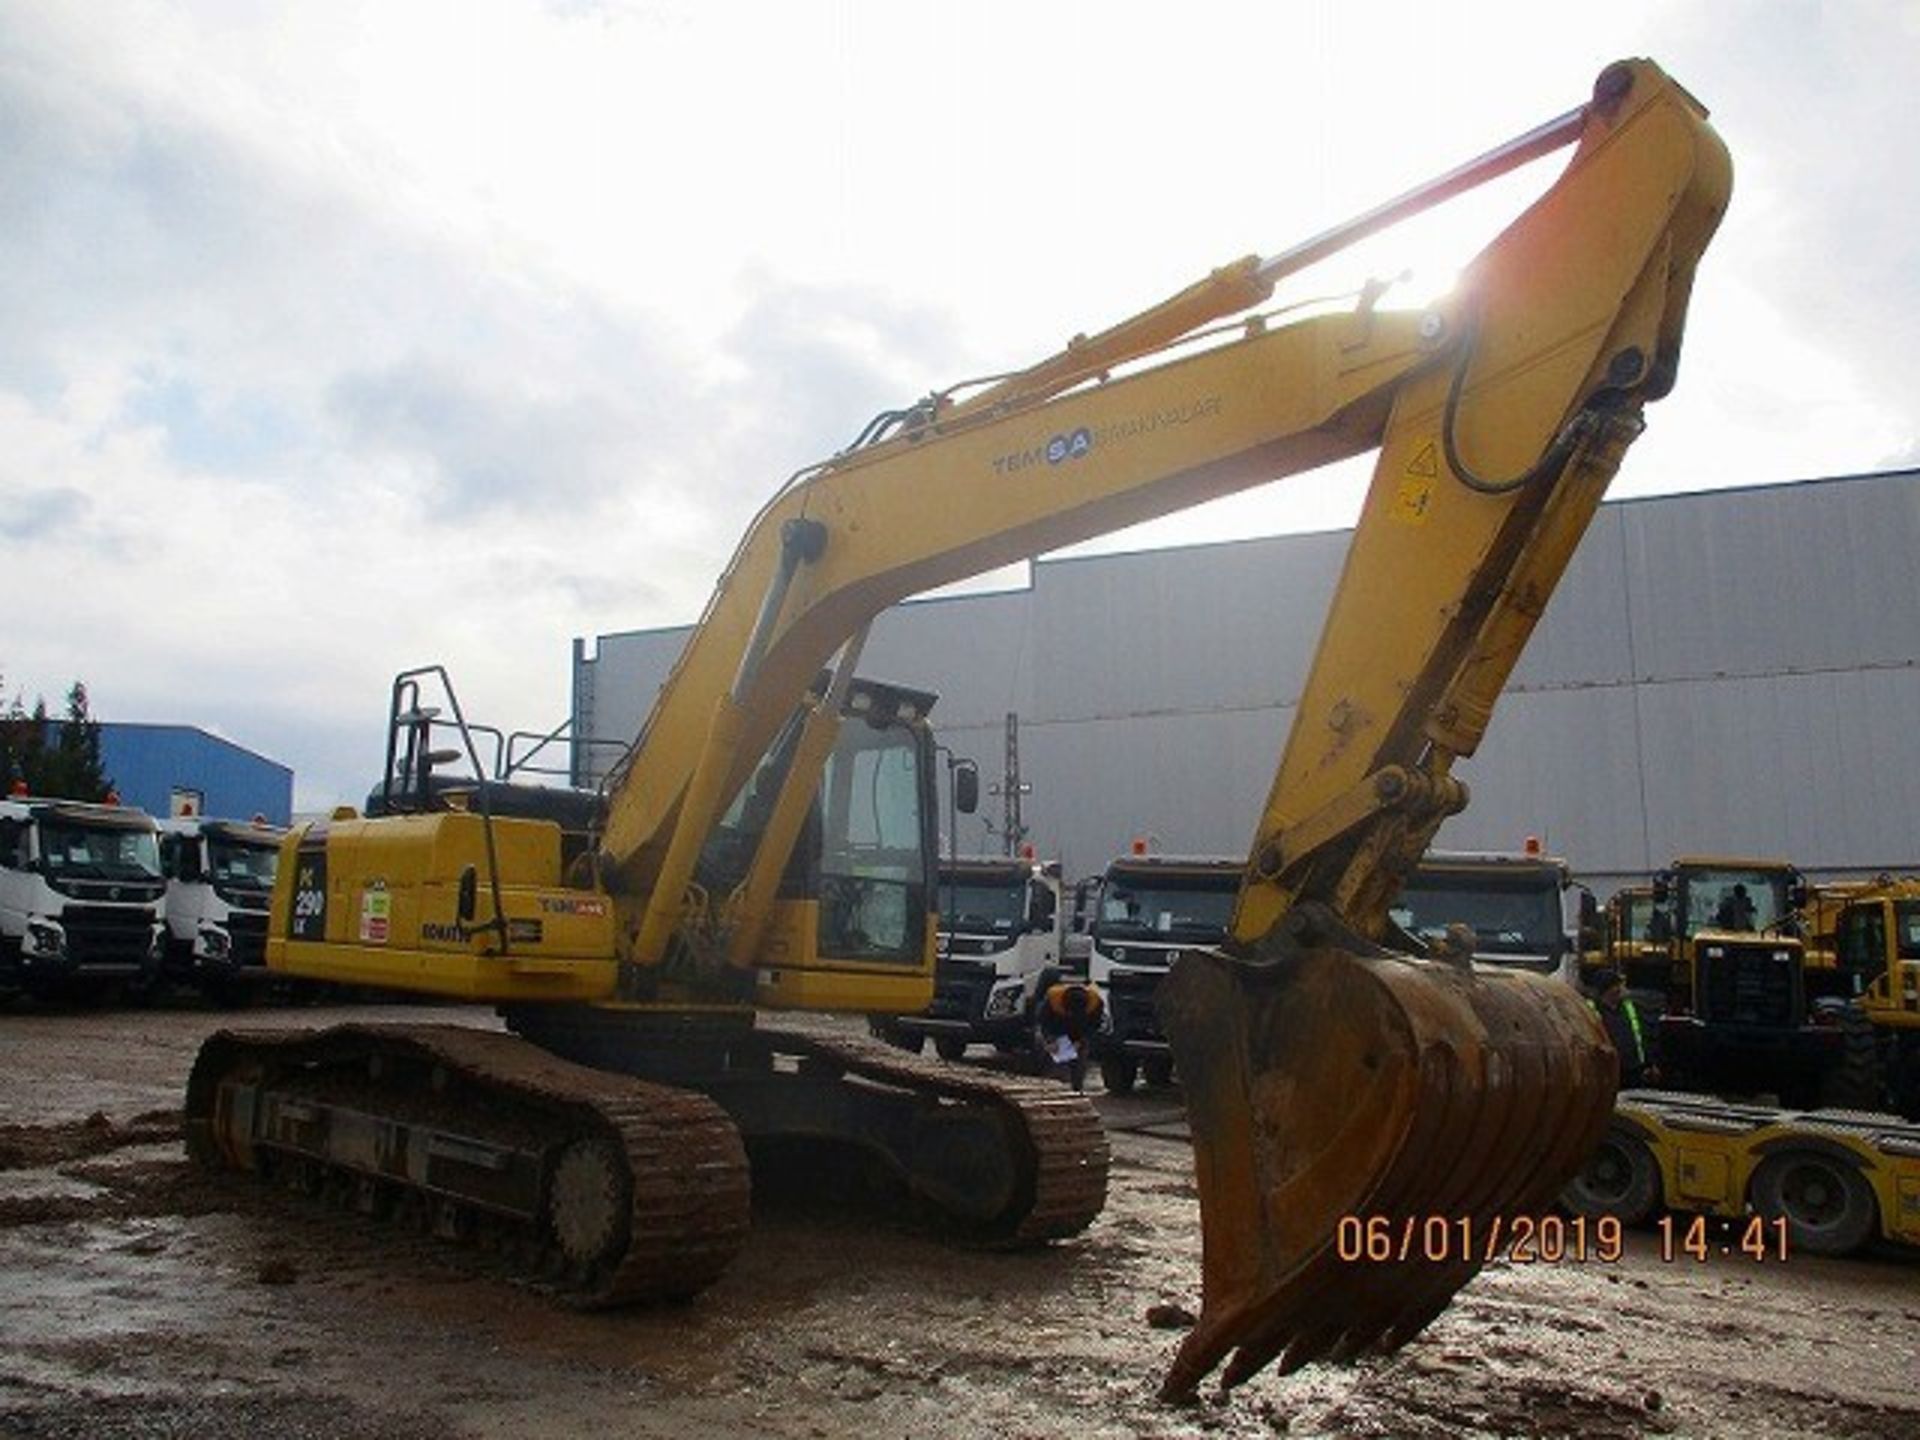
[96,721,293,776]
[576,465,1920,649]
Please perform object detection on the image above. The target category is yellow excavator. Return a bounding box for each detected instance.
[185,59,1729,1398]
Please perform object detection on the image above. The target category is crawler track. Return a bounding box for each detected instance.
[184,1018,1109,1309]
[752,1026,1109,1243]
[185,1024,751,1304]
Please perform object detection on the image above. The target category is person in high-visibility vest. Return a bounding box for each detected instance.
[1037,980,1104,1092]
[1588,968,1657,1088]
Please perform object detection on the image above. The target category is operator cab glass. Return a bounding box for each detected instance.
[815,720,931,964]
[1838,903,1891,988]
[1620,892,1656,942]
[1673,866,1790,936]
[696,680,938,967]
[1899,901,1920,960]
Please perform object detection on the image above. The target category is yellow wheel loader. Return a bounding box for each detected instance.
[1801,875,1920,1117]
[185,59,1730,1398]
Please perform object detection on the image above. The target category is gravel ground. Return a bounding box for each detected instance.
[2,998,1917,1439]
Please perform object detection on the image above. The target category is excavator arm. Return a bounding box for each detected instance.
[603,59,1727,973]
[594,58,1728,1394]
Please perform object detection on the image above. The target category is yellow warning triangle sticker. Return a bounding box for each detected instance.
[1404,440,1439,478]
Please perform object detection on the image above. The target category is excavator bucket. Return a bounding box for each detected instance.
[1156,927,1616,1399]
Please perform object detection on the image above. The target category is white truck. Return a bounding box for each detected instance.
[1085,853,1241,1093]
[0,794,167,1000]
[1388,848,1583,982]
[873,856,1064,1060]
[158,816,286,1000]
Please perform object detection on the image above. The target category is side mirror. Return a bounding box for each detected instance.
[952,761,979,816]
[457,865,478,924]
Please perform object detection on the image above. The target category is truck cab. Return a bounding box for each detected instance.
[1086,853,1240,1093]
[1388,849,1580,982]
[159,816,286,999]
[0,795,167,1000]
[874,856,1062,1060]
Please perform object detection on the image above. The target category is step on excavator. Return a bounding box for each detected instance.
[185,59,1730,1399]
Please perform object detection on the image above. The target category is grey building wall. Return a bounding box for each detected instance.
[573,469,1920,894]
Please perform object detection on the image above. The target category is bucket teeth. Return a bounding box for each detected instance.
[1157,939,1615,1399]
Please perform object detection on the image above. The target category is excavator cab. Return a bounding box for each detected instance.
[696,678,943,981]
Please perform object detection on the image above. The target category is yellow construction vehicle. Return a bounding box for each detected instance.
[184,59,1729,1398]
[1564,1093,1920,1257]
[1584,882,1671,999]
[1799,875,1920,1117]
[1645,855,1849,1105]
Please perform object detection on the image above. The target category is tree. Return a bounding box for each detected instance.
[0,677,113,801]
[47,682,113,802]
[0,676,41,794]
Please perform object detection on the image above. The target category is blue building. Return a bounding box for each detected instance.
[95,723,293,825]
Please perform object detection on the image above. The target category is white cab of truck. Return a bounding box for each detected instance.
[0,794,167,998]
[1086,853,1242,1093]
[875,856,1064,1060]
[1390,848,1582,983]
[158,816,286,996]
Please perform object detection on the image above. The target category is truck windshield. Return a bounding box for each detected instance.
[1677,867,1787,935]
[39,822,161,881]
[937,874,1026,934]
[1096,872,1236,941]
[210,839,279,886]
[1391,874,1562,956]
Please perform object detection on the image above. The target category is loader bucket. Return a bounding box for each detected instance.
[1155,931,1615,1399]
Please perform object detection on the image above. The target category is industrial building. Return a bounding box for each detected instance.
[570,468,1920,895]
[96,723,294,826]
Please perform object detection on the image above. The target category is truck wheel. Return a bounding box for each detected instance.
[1100,1055,1138,1094]
[1749,1151,1878,1256]
[934,1036,968,1062]
[1560,1130,1660,1225]
[1142,1056,1175,1088]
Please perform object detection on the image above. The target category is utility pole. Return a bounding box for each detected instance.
[993,711,1031,858]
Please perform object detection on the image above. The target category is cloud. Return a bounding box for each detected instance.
[0,486,88,541]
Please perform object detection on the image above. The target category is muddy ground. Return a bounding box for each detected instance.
[1,1001,1915,1440]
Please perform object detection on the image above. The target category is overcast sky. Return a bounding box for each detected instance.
[4,1,1916,812]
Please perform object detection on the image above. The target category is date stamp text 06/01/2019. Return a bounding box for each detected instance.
[1334,1213,1792,1266]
